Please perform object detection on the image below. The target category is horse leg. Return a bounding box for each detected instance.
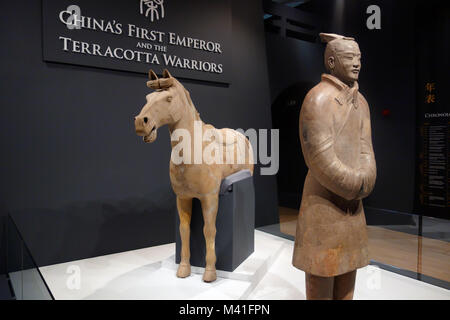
[200,194,219,282]
[176,197,193,278]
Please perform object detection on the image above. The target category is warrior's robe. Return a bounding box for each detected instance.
[293,74,377,277]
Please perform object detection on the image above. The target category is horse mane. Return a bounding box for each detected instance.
[181,84,201,121]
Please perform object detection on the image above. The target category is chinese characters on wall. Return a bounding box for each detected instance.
[140,0,165,22]
[418,81,450,213]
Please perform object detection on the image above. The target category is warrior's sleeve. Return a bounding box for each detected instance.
[299,92,362,201]
[357,98,377,199]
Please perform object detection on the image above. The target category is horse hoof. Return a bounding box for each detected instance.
[203,269,217,283]
[177,264,191,278]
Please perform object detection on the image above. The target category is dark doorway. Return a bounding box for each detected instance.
[272,82,314,209]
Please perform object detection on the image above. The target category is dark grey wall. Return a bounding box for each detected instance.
[320,0,417,214]
[266,34,323,102]
[265,33,323,208]
[0,0,278,269]
[266,0,418,215]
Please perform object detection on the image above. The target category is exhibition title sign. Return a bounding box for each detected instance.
[43,0,231,83]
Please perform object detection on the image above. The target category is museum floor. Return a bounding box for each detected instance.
[7,206,449,300]
[278,207,450,284]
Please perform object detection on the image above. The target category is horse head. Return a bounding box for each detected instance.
[134,69,188,143]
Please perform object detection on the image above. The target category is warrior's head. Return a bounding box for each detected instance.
[320,33,361,86]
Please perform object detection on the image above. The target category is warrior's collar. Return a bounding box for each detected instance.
[322,74,359,109]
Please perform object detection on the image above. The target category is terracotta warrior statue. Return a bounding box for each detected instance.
[292,33,377,300]
[134,69,254,283]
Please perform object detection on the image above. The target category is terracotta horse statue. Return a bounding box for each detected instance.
[134,69,254,282]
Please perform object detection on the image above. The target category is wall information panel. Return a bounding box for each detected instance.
[42,0,231,83]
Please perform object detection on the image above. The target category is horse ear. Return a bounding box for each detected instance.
[149,70,159,81]
[162,69,172,79]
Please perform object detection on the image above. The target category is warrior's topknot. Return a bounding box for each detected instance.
[320,33,358,72]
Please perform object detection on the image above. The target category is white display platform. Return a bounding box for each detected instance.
[39,230,450,300]
[247,243,450,300]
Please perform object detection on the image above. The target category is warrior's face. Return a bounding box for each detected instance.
[328,40,361,86]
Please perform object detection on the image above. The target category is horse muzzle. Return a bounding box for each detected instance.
[135,117,157,143]
[143,126,158,143]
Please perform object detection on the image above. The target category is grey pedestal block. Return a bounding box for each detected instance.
[175,170,255,272]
